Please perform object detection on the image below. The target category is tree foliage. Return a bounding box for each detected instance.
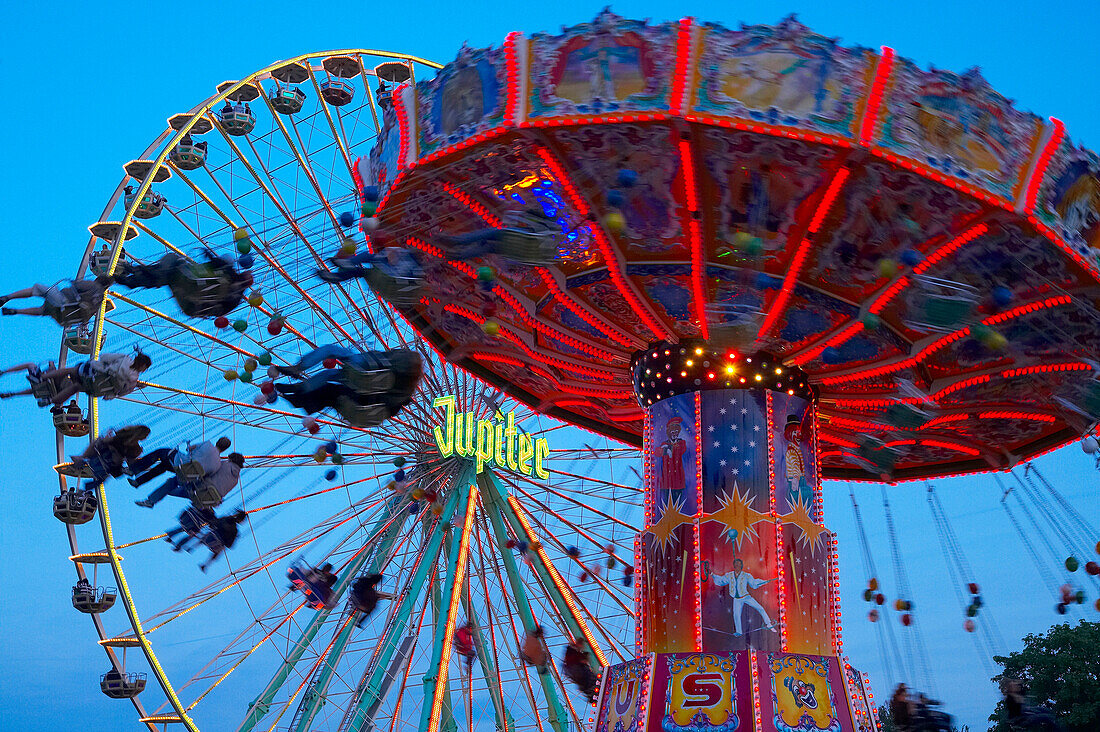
[989,620,1100,732]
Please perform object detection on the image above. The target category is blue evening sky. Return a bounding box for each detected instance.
[1,1,1097,731]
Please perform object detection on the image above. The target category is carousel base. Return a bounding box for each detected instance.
[593,651,876,732]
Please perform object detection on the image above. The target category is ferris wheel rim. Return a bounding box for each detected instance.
[55,46,641,726]
[67,46,449,731]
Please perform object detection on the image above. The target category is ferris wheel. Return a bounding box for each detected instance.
[52,48,642,732]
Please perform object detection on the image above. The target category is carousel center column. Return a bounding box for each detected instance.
[632,341,838,658]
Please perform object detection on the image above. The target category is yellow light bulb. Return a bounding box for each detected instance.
[754,374,763,381]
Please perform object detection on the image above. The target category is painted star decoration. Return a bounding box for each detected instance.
[781,494,827,554]
[644,495,694,554]
[701,481,771,550]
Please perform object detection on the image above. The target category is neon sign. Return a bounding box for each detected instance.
[432,396,550,478]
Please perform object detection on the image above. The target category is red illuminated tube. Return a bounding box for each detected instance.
[534,145,668,340]
[858,47,895,147]
[757,167,850,340]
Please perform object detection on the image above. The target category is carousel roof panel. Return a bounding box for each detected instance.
[363,11,1100,480]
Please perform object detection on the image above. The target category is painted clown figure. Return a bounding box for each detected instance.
[711,558,776,637]
[783,413,813,508]
[657,416,687,508]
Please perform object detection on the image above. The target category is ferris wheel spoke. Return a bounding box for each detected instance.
[140,495,386,634]
[183,601,310,712]
[504,471,636,535]
[304,68,355,177]
[131,220,188,257]
[465,525,516,731]
[181,160,351,346]
[289,494,417,732]
[250,86,392,348]
[473,514,551,732]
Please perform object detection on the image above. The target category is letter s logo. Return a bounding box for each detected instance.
[681,672,723,708]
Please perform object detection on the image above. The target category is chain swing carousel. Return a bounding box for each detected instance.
[20,9,1100,732]
[355,11,1100,732]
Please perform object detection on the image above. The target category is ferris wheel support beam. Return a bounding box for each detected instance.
[427,529,458,732]
[291,499,414,732]
[236,495,407,732]
[460,601,515,732]
[419,480,479,732]
[481,472,608,668]
[478,470,568,732]
[344,477,468,732]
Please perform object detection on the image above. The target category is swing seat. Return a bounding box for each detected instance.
[334,397,388,428]
[83,369,122,399]
[100,671,146,698]
[54,491,98,524]
[342,355,396,395]
[706,303,765,350]
[73,585,116,613]
[173,454,208,483]
[186,480,223,510]
[55,462,96,479]
[28,371,60,408]
[919,295,974,329]
[883,403,931,429]
[903,275,980,333]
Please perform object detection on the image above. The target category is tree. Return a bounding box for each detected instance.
[989,620,1100,732]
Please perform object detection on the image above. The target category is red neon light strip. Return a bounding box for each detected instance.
[507,495,608,667]
[679,138,709,339]
[819,432,860,449]
[859,47,895,147]
[758,167,850,339]
[440,181,503,227]
[427,484,478,732]
[669,18,694,116]
[492,286,619,361]
[818,294,1072,386]
[792,221,989,365]
[503,32,523,128]
[406,237,621,362]
[536,268,633,347]
[829,535,842,655]
[920,439,980,456]
[831,361,1093,409]
[977,410,1056,423]
[465,352,558,383]
[694,392,703,652]
[535,145,667,339]
[392,83,412,170]
[441,303,618,380]
[911,222,989,275]
[749,649,762,732]
[684,114,855,151]
[1024,118,1065,215]
[767,392,786,650]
